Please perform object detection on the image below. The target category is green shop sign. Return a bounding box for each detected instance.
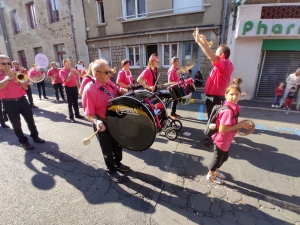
[237,19,300,37]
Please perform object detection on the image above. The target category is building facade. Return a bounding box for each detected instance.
[227,1,300,100]
[84,0,228,83]
[0,0,88,69]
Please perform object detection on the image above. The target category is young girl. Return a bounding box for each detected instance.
[272,82,285,108]
[206,83,253,184]
[232,77,246,99]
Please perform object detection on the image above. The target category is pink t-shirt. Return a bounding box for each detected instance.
[79,75,93,94]
[116,70,134,86]
[0,70,26,99]
[213,101,240,152]
[82,79,120,120]
[59,68,78,87]
[168,65,180,83]
[47,68,62,84]
[204,57,234,96]
[139,68,157,87]
[28,68,43,78]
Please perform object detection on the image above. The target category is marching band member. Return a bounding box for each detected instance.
[78,62,94,96]
[12,61,38,108]
[0,55,45,150]
[116,59,134,88]
[168,57,180,119]
[82,58,129,183]
[47,62,66,102]
[28,64,48,100]
[59,58,84,123]
[137,54,159,92]
[76,60,86,84]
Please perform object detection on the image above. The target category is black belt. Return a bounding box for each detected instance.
[1,96,25,101]
[65,86,77,88]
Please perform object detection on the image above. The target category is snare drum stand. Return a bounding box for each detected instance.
[160,97,182,140]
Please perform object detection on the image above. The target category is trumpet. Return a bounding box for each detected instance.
[16,73,28,83]
[192,31,213,48]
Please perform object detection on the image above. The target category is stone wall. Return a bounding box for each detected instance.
[2,0,84,68]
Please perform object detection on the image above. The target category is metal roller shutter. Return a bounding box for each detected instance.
[257,51,300,99]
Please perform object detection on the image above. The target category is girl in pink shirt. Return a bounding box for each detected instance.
[79,62,94,95]
[116,59,134,88]
[206,83,253,184]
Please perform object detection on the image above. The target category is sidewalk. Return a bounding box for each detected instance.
[191,88,300,114]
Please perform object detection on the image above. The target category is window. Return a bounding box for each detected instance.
[96,0,105,24]
[10,10,20,34]
[162,43,178,67]
[98,48,112,66]
[122,0,146,20]
[126,46,140,68]
[173,0,203,13]
[18,51,28,69]
[142,45,157,67]
[48,0,59,23]
[27,2,37,29]
[34,47,43,56]
[55,44,66,67]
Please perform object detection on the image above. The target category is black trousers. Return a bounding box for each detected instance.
[53,83,65,100]
[206,96,226,119]
[64,86,80,119]
[36,80,47,98]
[26,85,34,106]
[95,123,123,173]
[0,100,5,125]
[171,100,178,115]
[2,96,39,143]
[208,144,229,171]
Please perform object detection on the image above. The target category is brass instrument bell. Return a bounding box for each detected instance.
[16,73,28,83]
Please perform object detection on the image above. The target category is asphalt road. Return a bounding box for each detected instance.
[0,89,300,225]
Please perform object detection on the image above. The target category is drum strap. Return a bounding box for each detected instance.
[99,86,114,99]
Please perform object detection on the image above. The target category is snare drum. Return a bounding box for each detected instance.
[106,90,167,151]
[167,78,196,100]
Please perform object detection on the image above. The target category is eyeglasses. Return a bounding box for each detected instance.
[1,62,12,66]
[155,61,160,63]
[97,70,112,75]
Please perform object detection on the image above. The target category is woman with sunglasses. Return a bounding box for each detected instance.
[137,54,160,92]
[116,59,134,88]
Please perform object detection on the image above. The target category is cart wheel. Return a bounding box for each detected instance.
[171,120,182,131]
[165,128,177,140]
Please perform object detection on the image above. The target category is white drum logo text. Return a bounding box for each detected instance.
[116,106,139,115]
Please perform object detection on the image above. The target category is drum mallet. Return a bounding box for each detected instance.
[82,129,100,145]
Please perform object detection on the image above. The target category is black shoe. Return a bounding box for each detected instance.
[117,163,131,172]
[202,143,213,149]
[75,115,85,119]
[70,118,76,123]
[44,97,49,99]
[1,123,9,128]
[107,171,122,182]
[31,104,38,108]
[20,142,35,150]
[33,137,46,143]
[3,113,8,122]
[203,137,213,144]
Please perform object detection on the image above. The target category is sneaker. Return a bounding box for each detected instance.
[75,115,85,119]
[117,163,131,172]
[272,105,275,107]
[44,97,49,99]
[33,137,46,143]
[70,118,76,123]
[275,105,279,108]
[20,142,35,150]
[202,143,213,149]
[1,123,9,128]
[107,171,122,182]
[31,104,38,108]
[170,115,179,120]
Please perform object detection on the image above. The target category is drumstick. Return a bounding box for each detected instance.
[82,129,100,145]
[152,74,160,92]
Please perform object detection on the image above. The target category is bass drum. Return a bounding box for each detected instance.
[106,90,167,151]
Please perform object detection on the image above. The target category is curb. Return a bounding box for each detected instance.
[191,99,300,114]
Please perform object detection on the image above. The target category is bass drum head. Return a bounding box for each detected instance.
[106,91,156,151]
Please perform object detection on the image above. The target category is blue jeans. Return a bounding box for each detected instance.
[273,96,281,106]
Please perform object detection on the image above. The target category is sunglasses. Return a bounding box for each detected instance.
[1,62,12,66]
[97,70,112,75]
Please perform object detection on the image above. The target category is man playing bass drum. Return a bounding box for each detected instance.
[82,59,129,183]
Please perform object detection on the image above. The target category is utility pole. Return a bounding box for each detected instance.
[0,1,13,58]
